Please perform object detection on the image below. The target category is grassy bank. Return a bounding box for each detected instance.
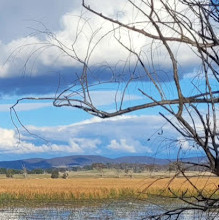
[0,176,218,206]
[0,170,214,179]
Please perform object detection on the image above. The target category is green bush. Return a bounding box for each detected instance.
[6,169,14,178]
[51,170,59,179]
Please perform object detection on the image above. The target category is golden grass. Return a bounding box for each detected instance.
[0,176,218,205]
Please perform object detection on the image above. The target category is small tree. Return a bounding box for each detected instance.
[30,168,45,174]
[124,167,133,178]
[51,169,59,179]
[0,168,7,174]
[6,169,14,178]
[62,171,69,179]
[168,161,184,172]
[114,167,122,178]
[92,163,106,177]
[22,165,27,178]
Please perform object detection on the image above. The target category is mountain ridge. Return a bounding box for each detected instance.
[0,155,206,170]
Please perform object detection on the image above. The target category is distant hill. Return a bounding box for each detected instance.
[0,155,113,170]
[115,156,170,165]
[0,155,206,170]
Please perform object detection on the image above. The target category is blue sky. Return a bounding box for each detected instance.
[0,0,207,161]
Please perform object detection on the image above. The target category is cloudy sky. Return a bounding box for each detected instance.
[0,0,206,161]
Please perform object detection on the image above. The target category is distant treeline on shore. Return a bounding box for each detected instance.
[0,161,207,178]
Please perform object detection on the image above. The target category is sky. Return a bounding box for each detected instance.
[0,0,208,161]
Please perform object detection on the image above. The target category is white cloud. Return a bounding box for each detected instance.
[0,128,18,148]
[30,114,171,144]
[107,139,136,153]
[0,36,42,78]
[69,138,101,153]
[0,127,101,155]
[177,137,197,151]
[0,113,209,156]
[21,114,174,156]
[68,114,138,127]
[0,103,51,112]
[88,91,142,107]
[0,63,9,77]
[0,0,201,79]
[61,90,143,108]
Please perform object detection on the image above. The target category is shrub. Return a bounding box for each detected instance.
[51,170,59,179]
[6,169,14,178]
[62,171,69,179]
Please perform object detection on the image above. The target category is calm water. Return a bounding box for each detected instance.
[0,201,217,220]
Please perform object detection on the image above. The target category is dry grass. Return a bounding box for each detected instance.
[0,176,218,205]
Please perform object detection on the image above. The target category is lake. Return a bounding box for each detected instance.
[0,201,216,219]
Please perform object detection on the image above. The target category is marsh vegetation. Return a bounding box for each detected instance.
[0,170,217,206]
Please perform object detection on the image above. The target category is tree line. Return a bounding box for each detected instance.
[0,161,208,179]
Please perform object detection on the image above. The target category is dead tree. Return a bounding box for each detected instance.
[11,0,219,218]
[22,164,27,178]
[13,0,218,175]
[78,0,219,176]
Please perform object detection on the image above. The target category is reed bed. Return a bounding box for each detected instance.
[0,177,218,205]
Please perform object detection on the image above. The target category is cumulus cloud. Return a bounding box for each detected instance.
[177,137,197,151]
[107,139,136,153]
[18,114,176,157]
[0,0,201,95]
[0,128,18,149]
[69,138,101,153]
[107,138,152,154]
[0,127,101,155]
[0,63,9,77]
[28,114,168,143]
[0,113,206,158]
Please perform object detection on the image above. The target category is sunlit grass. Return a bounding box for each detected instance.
[0,176,218,206]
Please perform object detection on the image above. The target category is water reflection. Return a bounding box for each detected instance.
[0,201,215,219]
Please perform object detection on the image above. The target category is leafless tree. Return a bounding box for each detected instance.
[92,163,106,177]
[22,164,27,178]
[79,0,219,175]
[11,0,219,218]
